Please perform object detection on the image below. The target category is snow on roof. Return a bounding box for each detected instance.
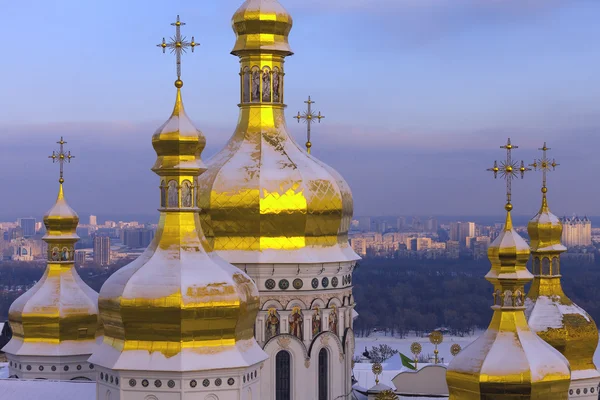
[0,379,95,399]
[526,295,591,333]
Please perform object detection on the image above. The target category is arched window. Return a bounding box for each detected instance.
[533,257,541,275]
[542,257,550,275]
[167,180,178,208]
[251,67,261,103]
[243,67,250,103]
[276,351,291,400]
[552,257,560,275]
[262,67,271,102]
[160,180,166,208]
[318,348,329,400]
[273,67,281,103]
[181,180,192,208]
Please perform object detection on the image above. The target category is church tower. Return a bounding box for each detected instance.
[88,16,267,400]
[525,143,600,400]
[446,139,571,400]
[197,1,360,399]
[3,138,99,381]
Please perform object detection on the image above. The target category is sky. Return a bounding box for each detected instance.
[1,0,600,221]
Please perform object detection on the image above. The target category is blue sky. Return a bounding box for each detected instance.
[1,0,600,220]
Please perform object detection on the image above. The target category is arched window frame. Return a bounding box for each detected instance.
[552,256,560,276]
[242,66,250,103]
[318,347,329,400]
[275,350,291,400]
[167,180,179,208]
[181,180,193,208]
[262,66,272,102]
[251,66,261,103]
[542,257,550,275]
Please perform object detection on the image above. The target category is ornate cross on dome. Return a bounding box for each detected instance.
[295,96,324,154]
[486,138,530,211]
[157,15,198,85]
[48,137,74,184]
[530,142,559,194]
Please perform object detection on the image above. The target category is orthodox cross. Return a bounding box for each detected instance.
[48,137,74,184]
[295,96,325,154]
[486,138,530,211]
[529,142,559,194]
[157,15,198,83]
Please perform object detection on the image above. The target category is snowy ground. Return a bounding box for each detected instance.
[354,330,600,389]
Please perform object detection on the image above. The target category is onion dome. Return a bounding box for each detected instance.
[4,167,98,357]
[447,211,571,398]
[89,80,267,371]
[231,0,293,55]
[448,141,570,399]
[199,0,358,265]
[525,158,599,379]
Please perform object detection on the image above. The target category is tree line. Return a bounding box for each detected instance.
[352,256,600,337]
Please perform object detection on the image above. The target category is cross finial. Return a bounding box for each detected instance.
[529,142,559,197]
[48,137,74,185]
[294,95,325,154]
[486,138,530,211]
[157,15,198,88]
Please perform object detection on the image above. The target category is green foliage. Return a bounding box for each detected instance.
[352,257,600,336]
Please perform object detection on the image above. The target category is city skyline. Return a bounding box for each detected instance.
[2,1,600,218]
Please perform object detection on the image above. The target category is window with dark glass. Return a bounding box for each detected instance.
[319,348,328,400]
[276,351,291,400]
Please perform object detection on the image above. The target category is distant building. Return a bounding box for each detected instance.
[18,218,36,238]
[396,216,406,231]
[89,215,98,226]
[356,217,371,232]
[74,250,87,266]
[350,238,367,256]
[446,240,460,259]
[93,236,111,266]
[449,222,475,246]
[425,217,438,233]
[123,228,155,249]
[560,216,592,247]
[11,239,33,261]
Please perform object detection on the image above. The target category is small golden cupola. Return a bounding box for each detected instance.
[89,17,267,394]
[3,137,99,381]
[525,143,600,393]
[447,139,571,400]
[231,0,293,55]
[198,0,358,264]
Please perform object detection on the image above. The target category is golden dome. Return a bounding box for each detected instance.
[231,0,293,55]
[151,83,207,175]
[199,0,357,264]
[528,195,564,252]
[526,189,599,376]
[447,208,571,399]
[4,181,98,356]
[90,85,267,371]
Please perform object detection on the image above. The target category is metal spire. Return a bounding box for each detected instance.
[157,15,198,86]
[294,96,325,154]
[487,138,530,211]
[48,137,74,184]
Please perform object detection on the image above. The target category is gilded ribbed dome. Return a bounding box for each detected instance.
[231,0,293,55]
[526,189,599,376]
[199,0,357,264]
[528,194,564,252]
[90,85,267,371]
[4,182,98,356]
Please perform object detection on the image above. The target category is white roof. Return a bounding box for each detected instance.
[0,379,95,399]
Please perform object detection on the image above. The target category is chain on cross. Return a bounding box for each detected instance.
[48,137,74,184]
[157,15,198,84]
[529,142,559,195]
[487,138,530,211]
[295,96,325,154]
